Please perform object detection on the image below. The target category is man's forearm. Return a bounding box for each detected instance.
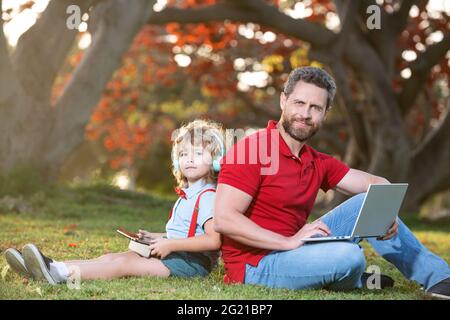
[215,213,294,251]
[370,176,390,185]
[335,169,391,195]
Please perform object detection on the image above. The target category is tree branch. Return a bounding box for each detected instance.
[149,0,336,48]
[391,0,422,35]
[329,60,370,161]
[342,31,411,179]
[357,0,398,74]
[398,32,450,115]
[43,0,155,175]
[326,1,370,161]
[310,123,348,157]
[235,90,280,119]
[332,0,360,54]
[11,0,101,103]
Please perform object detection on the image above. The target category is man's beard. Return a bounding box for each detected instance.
[281,113,321,143]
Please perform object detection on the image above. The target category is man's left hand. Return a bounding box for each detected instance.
[378,220,399,241]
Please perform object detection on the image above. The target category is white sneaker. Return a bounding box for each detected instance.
[22,244,58,285]
[4,248,32,278]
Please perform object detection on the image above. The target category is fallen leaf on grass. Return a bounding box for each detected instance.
[25,285,43,296]
[1,265,9,280]
[64,224,78,235]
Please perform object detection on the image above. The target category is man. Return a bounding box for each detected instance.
[214,67,450,298]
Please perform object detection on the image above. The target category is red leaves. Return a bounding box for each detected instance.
[91,115,152,169]
[167,22,236,50]
[63,224,78,236]
[104,137,116,151]
[167,0,218,8]
[69,52,84,68]
[338,131,348,142]
[85,46,154,169]
[110,158,122,170]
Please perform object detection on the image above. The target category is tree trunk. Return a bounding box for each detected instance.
[0,0,155,180]
[403,106,450,212]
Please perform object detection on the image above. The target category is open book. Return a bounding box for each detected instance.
[116,228,152,258]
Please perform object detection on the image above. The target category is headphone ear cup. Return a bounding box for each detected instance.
[212,158,221,172]
[173,159,180,171]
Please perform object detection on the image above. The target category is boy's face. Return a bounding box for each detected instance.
[178,142,213,183]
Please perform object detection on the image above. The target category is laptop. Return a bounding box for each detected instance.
[301,183,408,242]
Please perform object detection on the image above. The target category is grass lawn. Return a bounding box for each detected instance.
[1,184,449,300]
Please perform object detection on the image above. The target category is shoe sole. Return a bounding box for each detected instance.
[4,248,32,278]
[428,292,450,300]
[22,244,57,285]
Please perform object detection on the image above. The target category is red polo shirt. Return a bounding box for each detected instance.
[217,120,350,284]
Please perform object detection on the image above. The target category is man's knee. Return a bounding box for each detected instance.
[334,243,366,276]
[350,193,366,210]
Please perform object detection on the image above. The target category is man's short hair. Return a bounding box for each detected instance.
[283,67,337,110]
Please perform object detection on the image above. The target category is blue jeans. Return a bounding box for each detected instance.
[244,193,450,290]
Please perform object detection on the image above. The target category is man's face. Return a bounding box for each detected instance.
[280,80,328,142]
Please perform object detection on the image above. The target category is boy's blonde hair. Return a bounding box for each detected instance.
[171,119,224,188]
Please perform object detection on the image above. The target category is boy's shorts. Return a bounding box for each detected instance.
[161,251,211,278]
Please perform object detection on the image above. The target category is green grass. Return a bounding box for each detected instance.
[0,184,449,300]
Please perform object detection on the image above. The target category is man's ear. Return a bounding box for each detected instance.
[280,92,286,111]
[323,105,332,120]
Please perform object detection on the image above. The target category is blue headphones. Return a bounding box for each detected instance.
[172,131,225,173]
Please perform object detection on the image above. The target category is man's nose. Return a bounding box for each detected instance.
[298,104,312,119]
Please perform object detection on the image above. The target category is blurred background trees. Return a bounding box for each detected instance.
[1,0,449,215]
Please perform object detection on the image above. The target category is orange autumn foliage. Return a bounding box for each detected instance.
[47,0,449,172]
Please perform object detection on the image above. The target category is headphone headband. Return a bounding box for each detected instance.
[209,130,225,159]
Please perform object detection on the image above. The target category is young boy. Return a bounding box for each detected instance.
[5,119,225,284]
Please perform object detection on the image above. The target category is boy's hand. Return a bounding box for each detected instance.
[148,238,174,259]
[137,229,154,242]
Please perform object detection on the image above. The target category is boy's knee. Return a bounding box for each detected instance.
[115,253,140,275]
[99,253,115,261]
